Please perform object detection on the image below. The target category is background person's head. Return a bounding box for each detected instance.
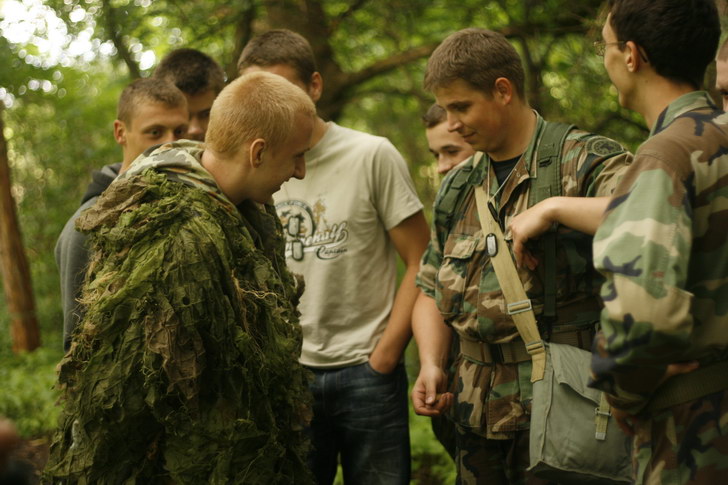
[204,71,316,204]
[605,0,720,93]
[154,48,225,140]
[422,103,475,174]
[114,78,189,171]
[716,38,728,110]
[237,29,323,104]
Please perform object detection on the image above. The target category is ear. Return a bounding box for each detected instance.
[493,77,513,104]
[249,138,266,168]
[307,72,323,103]
[113,120,126,145]
[624,41,642,73]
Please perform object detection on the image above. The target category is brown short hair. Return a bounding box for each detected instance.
[116,78,187,127]
[424,28,525,99]
[205,71,316,157]
[237,29,317,85]
[422,103,447,128]
[154,48,225,95]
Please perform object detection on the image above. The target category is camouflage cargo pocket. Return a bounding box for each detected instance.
[436,234,478,318]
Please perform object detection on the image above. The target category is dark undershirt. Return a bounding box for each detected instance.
[492,155,521,186]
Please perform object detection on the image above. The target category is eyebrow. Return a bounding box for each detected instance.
[446,101,470,109]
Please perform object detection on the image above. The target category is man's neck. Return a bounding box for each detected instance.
[630,75,696,130]
[200,150,244,205]
[310,116,329,148]
[490,106,536,162]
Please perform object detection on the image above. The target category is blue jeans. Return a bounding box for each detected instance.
[306,362,411,485]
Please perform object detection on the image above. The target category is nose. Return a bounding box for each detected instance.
[293,157,306,180]
[446,113,462,133]
[436,159,451,175]
[187,116,204,141]
[161,130,179,144]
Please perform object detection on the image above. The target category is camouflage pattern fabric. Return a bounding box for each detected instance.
[417,113,632,442]
[590,91,728,482]
[631,389,728,484]
[44,141,313,484]
[454,425,555,485]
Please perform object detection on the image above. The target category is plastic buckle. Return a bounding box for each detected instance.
[507,299,533,315]
[595,407,612,417]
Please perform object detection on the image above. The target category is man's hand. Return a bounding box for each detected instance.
[509,200,554,270]
[411,364,453,417]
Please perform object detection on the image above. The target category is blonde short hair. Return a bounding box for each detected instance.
[205,71,316,157]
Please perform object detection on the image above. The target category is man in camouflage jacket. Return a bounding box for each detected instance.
[590,1,728,483]
[411,28,632,484]
[45,72,316,484]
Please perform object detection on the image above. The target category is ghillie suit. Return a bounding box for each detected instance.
[45,141,313,484]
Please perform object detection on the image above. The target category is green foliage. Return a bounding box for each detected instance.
[0,347,62,438]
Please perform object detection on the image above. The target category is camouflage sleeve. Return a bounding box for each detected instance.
[589,152,693,414]
[563,131,633,198]
[416,165,466,298]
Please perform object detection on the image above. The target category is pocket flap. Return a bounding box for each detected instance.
[549,343,602,405]
[444,235,477,259]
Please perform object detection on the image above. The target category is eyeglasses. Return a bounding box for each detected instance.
[593,41,626,57]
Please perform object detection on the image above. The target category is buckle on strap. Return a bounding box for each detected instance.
[507,299,533,315]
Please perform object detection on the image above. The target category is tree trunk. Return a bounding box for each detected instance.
[0,107,40,353]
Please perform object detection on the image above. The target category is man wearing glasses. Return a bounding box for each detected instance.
[589,1,728,483]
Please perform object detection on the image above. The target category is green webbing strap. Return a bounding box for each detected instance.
[435,154,478,241]
[645,360,728,413]
[528,122,574,322]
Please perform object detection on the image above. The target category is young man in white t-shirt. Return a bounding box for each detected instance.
[238,29,430,485]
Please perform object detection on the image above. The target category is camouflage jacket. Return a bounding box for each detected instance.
[590,91,728,415]
[417,114,632,438]
[45,141,313,484]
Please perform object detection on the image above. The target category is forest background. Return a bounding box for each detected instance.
[1,0,726,482]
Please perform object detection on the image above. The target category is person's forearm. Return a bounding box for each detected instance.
[547,196,610,235]
[412,291,451,369]
[369,265,419,370]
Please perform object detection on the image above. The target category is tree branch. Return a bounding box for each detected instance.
[101,0,141,79]
[228,4,258,80]
[342,42,438,90]
[329,0,369,33]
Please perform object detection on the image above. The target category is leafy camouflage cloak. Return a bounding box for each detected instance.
[45,142,313,484]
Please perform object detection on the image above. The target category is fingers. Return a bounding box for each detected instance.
[664,361,699,378]
[611,408,635,437]
[411,370,453,417]
[513,238,525,268]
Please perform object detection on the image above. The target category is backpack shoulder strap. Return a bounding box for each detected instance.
[432,153,483,244]
[528,121,574,325]
[528,121,574,207]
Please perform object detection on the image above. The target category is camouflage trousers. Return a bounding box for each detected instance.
[454,425,556,485]
[632,388,728,485]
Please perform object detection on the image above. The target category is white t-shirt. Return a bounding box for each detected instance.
[273,122,423,368]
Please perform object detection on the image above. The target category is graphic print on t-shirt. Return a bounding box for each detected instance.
[276,198,349,261]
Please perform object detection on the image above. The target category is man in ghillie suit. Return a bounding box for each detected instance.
[45,71,316,484]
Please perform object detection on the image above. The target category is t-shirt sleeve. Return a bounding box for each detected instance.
[370,138,424,230]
